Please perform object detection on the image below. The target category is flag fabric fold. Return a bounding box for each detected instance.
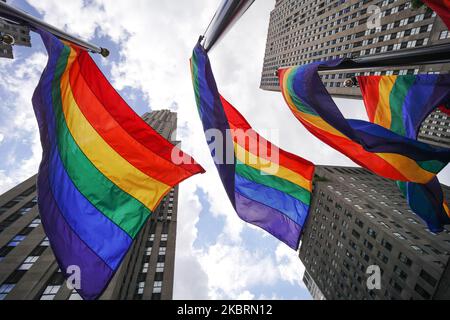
[191,43,315,249]
[32,30,204,300]
[278,60,450,186]
[358,75,450,232]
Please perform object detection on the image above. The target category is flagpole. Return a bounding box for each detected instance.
[202,0,255,52]
[0,1,109,57]
[318,42,450,72]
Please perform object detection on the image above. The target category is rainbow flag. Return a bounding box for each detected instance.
[191,43,314,249]
[358,75,450,231]
[279,60,450,185]
[32,30,204,300]
[423,0,450,29]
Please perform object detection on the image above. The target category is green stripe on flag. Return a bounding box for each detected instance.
[51,46,151,238]
[235,160,311,205]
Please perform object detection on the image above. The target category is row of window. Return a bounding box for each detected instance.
[0,238,49,300]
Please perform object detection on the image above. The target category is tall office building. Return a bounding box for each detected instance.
[0,110,179,300]
[0,1,32,59]
[299,166,450,300]
[260,0,450,96]
[303,270,326,300]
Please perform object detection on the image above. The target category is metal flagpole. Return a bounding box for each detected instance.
[0,1,109,57]
[317,42,450,73]
[202,0,255,52]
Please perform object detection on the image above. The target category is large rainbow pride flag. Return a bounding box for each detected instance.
[279,60,450,231]
[191,42,315,249]
[358,75,450,231]
[279,60,450,185]
[32,30,204,300]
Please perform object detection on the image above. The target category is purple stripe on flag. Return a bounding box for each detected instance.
[235,191,302,249]
[193,44,236,206]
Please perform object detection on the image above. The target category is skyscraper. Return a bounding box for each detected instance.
[0,110,179,300]
[299,165,450,300]
[0,0,31,59]
[302,270,326,300]
[260,0,450,96]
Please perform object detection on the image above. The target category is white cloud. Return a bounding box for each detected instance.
[275,244,306,288]
[196,242,279,299]
[0,51,47,193]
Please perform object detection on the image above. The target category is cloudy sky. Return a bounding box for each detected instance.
[0,0,449,300]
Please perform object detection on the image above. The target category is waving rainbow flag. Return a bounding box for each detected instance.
[32,30,204,300]
[191,43,314,249]
[358,75,450,231]
[279,60,450,185]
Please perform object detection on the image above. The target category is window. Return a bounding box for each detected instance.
[161,234,168,241]
[29,219,41,228]
[393,232,406,240]
[68,290,83,300]
[377,251,389,264]
[0,284,15,300]
[158,247,166,256]
[381,239,392,251]
[355,218,364,228]
[7,235,25,247]
[393,266,408,281]
[40,285,61,300]
[351,229,360,239]
[399,252,412,267]
[411,245,427,254]
[390,279,403,294]
[420,270,437,287]
[440,30,449,40]
[153,281,162,293]
[363,239,373,251]
[136,282,145,295]
[142,263,149,273]
[415,284,431,299]
[367,228,377,239]
[156,263,165,273]
[18,256,39,270]
[40,238,50,247]
[145,247,152,256]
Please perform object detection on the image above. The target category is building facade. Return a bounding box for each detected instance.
[0,110,179,300]
[299,166,450,300]
[260,0,450,96]
[0,0,32,59]
[303,270,326,300]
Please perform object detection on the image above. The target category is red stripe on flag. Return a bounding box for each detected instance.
[75,49,204,175]
[69,57,198,186]
[357,76,382,123]
[220,96,315,181]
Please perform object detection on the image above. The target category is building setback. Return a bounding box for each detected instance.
[299,166,450,300]
[0,110,179,300]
